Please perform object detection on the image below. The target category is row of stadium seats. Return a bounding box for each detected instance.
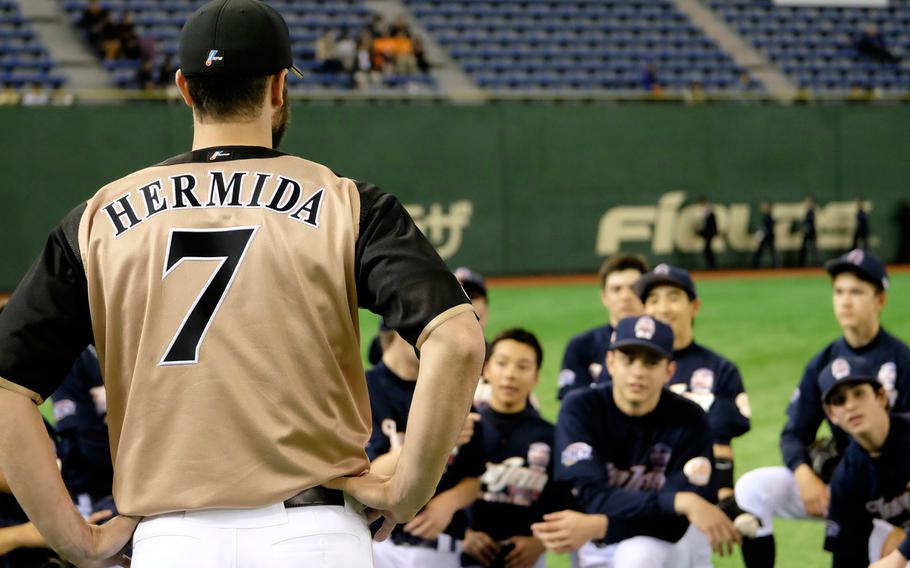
[710,0,910,92]
[0,1,66,88]
[407,0,748,92]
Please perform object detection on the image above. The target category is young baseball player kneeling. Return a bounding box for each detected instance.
[462,329,576,568]
[536,315,740,567]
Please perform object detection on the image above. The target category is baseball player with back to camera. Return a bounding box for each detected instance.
[816,356,910,568]
[541,315,740,567]
[0,1,486,566]
[633,265,755,536]
[557,254,648,401]
[366,325,486,568]
[462,328,576,568]
[735,250,910,568]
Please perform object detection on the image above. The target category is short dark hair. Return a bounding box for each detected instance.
[462,284,487,302]
[489,328,543,368]
[186,75,270,121]
[598,253,649,291]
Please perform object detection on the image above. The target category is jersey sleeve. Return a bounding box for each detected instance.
[706,361,751,444]
[364,375,392,461]
[0,204,94,404]
[353,183,472,348]
[780,357,826,471]
[823,457,873,568]
[557,334,594,400]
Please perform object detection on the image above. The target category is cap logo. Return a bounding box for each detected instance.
[634,316,656,340]
[654,264,671,275]
[846,249,864,266]
[831,358,850,380]
[205,49,224,67]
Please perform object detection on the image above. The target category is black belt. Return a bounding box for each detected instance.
[390,531,458,552]
[283,486,344,509]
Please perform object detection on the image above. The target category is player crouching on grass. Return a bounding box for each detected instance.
[462,329,576,568]
[535,315,740,567]
[818,356,910,567]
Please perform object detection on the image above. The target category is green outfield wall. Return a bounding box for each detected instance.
[1,103,908,289]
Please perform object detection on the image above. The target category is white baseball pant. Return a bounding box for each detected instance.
[372,533,462,568]
[575,524,713,568]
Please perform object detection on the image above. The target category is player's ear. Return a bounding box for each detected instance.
[664,360,676,383]
[690,298,702,317]
[270,70,288,109]
[605,350,615,374]
[175,70,193,108]
[822,403,839,426]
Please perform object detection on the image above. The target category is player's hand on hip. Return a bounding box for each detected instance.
[63,514,140,568]
[870,548,909,568]
[462,529,499,566]
[402,493,456,540]
[794,464,830,518]
[503,535,546,568]
[456,412,481,447]
[676,493,741,556]
[531,510,607,554]
[324,473,419,541]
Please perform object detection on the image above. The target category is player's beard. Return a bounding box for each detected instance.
[271,84,290,149]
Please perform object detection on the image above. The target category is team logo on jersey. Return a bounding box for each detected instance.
[558,369,576,388]
[683,457,712,487]
[634,316,656,340]
[52,399,77,422]
[865,482,910,521]
[481,456,548,507]
[654,264,671,275]
[831,358,851,380]
[846,249,865,266]
[825,520,841,538]
[561,442,593,467]
[736,392,753,419]
[209,150,231,161]
[205,49,224,67]
[90,386,107,415]
[528,442,551,470]
[690,368,714,394]
[649,443,672,469]
[879,362,898,405]
[381,418,405,450]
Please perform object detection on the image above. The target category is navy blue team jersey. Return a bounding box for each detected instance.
[781,328,910,471]
[52,346,113,502]
[557,324,613,400]
[555,386,715,545]
[366,362,485,539]
[668,342,751,445]
[462,406,575,565]
[825,413,910,566]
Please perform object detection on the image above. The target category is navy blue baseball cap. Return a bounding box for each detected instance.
[825,249,889,292]
[633,263,698,301]
[819,356,881,403]
[179,0,303,78]
[609,315,675,360]
[454,266,487,298]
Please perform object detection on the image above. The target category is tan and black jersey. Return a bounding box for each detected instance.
[0,145,472,516]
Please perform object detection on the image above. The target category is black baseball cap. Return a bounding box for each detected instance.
[825,249,889,292]
[633,263,698,301]
[609,315,675,360]
[179,0,302,78]
[818,356,880,404]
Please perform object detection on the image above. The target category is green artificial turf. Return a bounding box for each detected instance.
[360,271,910,568]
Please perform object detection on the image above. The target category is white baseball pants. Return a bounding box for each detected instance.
[576,524,712,568]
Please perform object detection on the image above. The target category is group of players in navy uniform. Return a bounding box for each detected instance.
[2,247,909,568]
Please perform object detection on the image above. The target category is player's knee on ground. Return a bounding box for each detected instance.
[734,465,798,537]
[613,537,672,567]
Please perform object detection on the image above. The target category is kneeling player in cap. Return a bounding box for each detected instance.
[819,356,910,567]
[543,315,739,567]
[462,329,575,568]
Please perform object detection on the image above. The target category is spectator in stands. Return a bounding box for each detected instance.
[336,30,356,73]
[641,61,661,94]
[354,31,380,88]
[372,30,397,76]
[21,83,49,107]
[98,13,121,61]
[685,80,706,105]
[367,14,385,38]
[156,54,178,88]
[853,197,871,250]
[392,29,417,75]
[315,30,344,74]
[696,196,718,269]
[118,13,141,60]
[136,59,154,90]
[853,24,900,64]
[734,71,753,102]
[752,200,779,268]
[799,195,818,267]
[77,0,108,51]
[0,86,20,106]
[413,37,430,74]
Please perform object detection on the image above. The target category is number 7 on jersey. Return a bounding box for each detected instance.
[159,226,259,366]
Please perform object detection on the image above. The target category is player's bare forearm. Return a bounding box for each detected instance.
[435,477,481,512]
[395,311,484,509]
[0,389,91,558]
[0,522,46,555]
